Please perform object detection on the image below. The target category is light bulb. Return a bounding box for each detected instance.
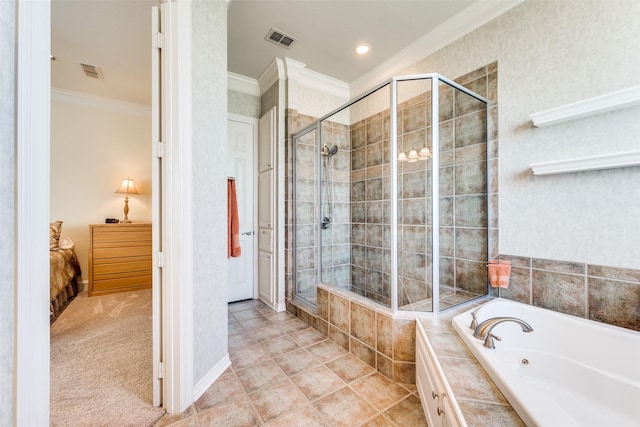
[407,150,419,162]
[419,147,431,159]
[398,152,408,162]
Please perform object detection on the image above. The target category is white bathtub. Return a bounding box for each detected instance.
[452,299,640,427]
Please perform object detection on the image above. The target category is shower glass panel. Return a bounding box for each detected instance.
[293,126,318,306]
[292,73,488,314]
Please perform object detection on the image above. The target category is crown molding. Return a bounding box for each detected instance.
[257,58,285,95]
[228,72,260,97]
[51,87,151,117]
[283,57,349,99]
[350,0,524,95]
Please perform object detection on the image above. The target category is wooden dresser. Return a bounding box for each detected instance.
[88,223,152,296]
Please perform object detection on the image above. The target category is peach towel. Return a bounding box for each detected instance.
[228,179,242,258]
[488,260,510,288]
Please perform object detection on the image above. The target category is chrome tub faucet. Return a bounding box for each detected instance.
[473,317,533,349]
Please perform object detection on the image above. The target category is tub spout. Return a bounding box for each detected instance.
[473,317,533,349]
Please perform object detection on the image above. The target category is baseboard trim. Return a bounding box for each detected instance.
[192,354,231,402]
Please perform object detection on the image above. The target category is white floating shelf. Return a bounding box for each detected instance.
[530,150,640,176]
[530,86,640,127]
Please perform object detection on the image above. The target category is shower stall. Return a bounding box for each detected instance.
[292,73,490,314]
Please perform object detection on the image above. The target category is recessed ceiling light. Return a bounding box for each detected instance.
[355,44,370,55]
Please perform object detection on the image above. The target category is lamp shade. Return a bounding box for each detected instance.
[115,178,139,195]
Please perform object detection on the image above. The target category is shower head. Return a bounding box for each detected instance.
[322,144,339,156]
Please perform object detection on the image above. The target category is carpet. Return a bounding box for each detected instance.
[50,289,166,427]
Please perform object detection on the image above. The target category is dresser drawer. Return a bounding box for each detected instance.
[88,223,153,296]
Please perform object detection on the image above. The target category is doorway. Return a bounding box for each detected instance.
[227,115,258,303]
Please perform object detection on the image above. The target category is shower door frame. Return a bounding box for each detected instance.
[292,73,489,315]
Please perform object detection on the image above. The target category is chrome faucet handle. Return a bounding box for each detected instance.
[469,311,479,330]
[483,332,501,349]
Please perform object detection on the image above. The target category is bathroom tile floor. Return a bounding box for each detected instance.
[154,299,427,427]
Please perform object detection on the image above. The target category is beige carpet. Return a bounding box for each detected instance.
[50,289,166,427]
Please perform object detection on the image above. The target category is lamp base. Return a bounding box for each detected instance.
[121,219,132,224]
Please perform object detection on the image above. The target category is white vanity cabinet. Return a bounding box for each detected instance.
[416,321,466,427]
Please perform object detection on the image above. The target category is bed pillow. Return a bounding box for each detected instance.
[58,234,75,250]
[50,221,63,250]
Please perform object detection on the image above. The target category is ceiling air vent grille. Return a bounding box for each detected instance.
[80,63,104,80]
[265,28,296,49]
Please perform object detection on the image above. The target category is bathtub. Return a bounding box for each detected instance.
[452,299,640,427]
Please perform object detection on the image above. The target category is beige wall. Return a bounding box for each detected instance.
[399,0,640,270]
[50,99,152,282]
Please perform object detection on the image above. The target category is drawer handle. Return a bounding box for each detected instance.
[432,391,439,400]
[437,406,445,416]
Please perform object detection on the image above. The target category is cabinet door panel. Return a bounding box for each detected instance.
[258,250,274,304]
[258,171,274,229]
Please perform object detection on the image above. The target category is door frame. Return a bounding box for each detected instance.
[228,113,259,301]
[14,0,193,422]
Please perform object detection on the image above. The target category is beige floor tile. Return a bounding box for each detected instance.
[228,300,260,313]
[384,394,427,426]
[306,340,348,363]
[240,316,274,329]
[278,318,312,333]
[264,404,329,427]
[235,360,288,393]
[163,415,200,427]
[249,379,310,422]
[313,387,377,427]
[289,327,328,347]
[248,324,288,342]
[325,354,375,383]
[266,311,298,322]
[274,348,321,376]
[228,332,257,350]
[360,414,397,427]
[230,342,271,370]
[232,308,265,320]
[290,365,345,400]
[197,395,262,427]
[350,373,410,411]
[228,322,246,336]
[261,335,300,357]
[194,373,246,411]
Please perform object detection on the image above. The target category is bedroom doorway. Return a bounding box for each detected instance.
[48,0,163,421]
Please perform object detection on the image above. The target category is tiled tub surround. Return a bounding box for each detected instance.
[288,285,418,385]
[495,255,640,331]
[287,287,526,426]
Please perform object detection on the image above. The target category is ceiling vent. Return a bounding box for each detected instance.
[80,63,104,80]
[265,28,296,49]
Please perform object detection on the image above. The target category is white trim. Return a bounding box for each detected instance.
[283,57,350,99]
[192,354,231,401]
[228,72,260,97]
[175,0,194,412]
[15,0,50,424]
[350,0,524,96]
[276,64,286,313]
[257,58,284,96]
[529,86,640,127]
[530,150,640,176]
[51,87,151,117]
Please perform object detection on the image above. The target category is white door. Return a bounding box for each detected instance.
[228,118,257,302]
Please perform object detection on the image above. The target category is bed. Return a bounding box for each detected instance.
[50,221,81,322]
